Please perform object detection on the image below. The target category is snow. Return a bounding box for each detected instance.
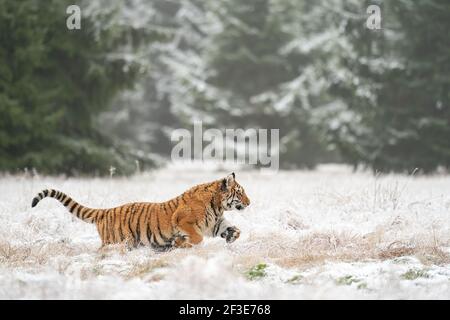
[1,165,450,299]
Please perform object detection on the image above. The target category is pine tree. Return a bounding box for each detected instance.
[98,0,183,164]
[0,0,162,175]
[168,0,337,168]
[327,0,450,173]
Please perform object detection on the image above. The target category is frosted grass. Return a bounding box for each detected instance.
[1,165,449,299]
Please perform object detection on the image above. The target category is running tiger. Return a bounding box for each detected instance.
[31,173,250,250]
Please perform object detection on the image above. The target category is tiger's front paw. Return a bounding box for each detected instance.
[221,226,240,243]
[172,234,192,248]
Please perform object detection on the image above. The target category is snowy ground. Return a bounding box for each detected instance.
[1,164,450,299]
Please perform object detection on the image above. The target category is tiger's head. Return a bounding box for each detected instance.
[219,173,250,211]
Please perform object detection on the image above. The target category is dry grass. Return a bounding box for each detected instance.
[124,260,168,280]
[0,239,89,269]
[1,228,447,284]
[229,231,450,271]
[1,167,450,299]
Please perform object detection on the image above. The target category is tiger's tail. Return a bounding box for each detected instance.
[31,189,101,223]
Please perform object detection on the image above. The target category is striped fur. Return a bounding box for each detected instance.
[31,173,250,249]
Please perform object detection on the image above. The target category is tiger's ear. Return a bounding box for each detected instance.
[221,172,235,191]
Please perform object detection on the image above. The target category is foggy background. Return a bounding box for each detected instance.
[1,0,449,176]
[2,0,450,300]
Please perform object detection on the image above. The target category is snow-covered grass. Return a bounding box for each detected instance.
[1,164,450,299]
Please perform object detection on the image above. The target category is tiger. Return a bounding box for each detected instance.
[31,173,250,250]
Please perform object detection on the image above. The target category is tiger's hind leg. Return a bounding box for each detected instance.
[95,218,112,249]
[123,236,137,250]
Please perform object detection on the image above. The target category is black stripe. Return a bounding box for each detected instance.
[158,223,170,243]
[213,204,219,217]
[119,207,128,240]
[102,217,107,242]
[140,211,150,244]
[103,215,109,242]
[229,190,236,201]
[88,209,96,221]
[105,210,112,241]
[90,210,98,222]
[76,205,82,218]
[63,198,71,206]
[84,209,93,220]
[128,205,136,241]
[154,212,163,245]
[43,189,49,197]
[118,220,124,241]
[213,221,219,237]
[117,208,124,241]
[135,207,143,245]
[227,193,233,204]
[214,219,223,237]
[109,210,115,240]
[80,207,87,220]
[147,224,154,244]
[207,199,216,226]
[92,210,99,223]
[50,190,56,197]
[109,209,116,241]
[167,201,175,212]
[120,207,127,239]
[129,204,138,242]
[70,202,78,213]
[123,207,133,245]
[150,233,156,246]
[205,212,209,227]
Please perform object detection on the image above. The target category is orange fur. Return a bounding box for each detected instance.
[31,173,250,250]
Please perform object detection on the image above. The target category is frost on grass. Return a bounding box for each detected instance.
[1,165,450,299]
